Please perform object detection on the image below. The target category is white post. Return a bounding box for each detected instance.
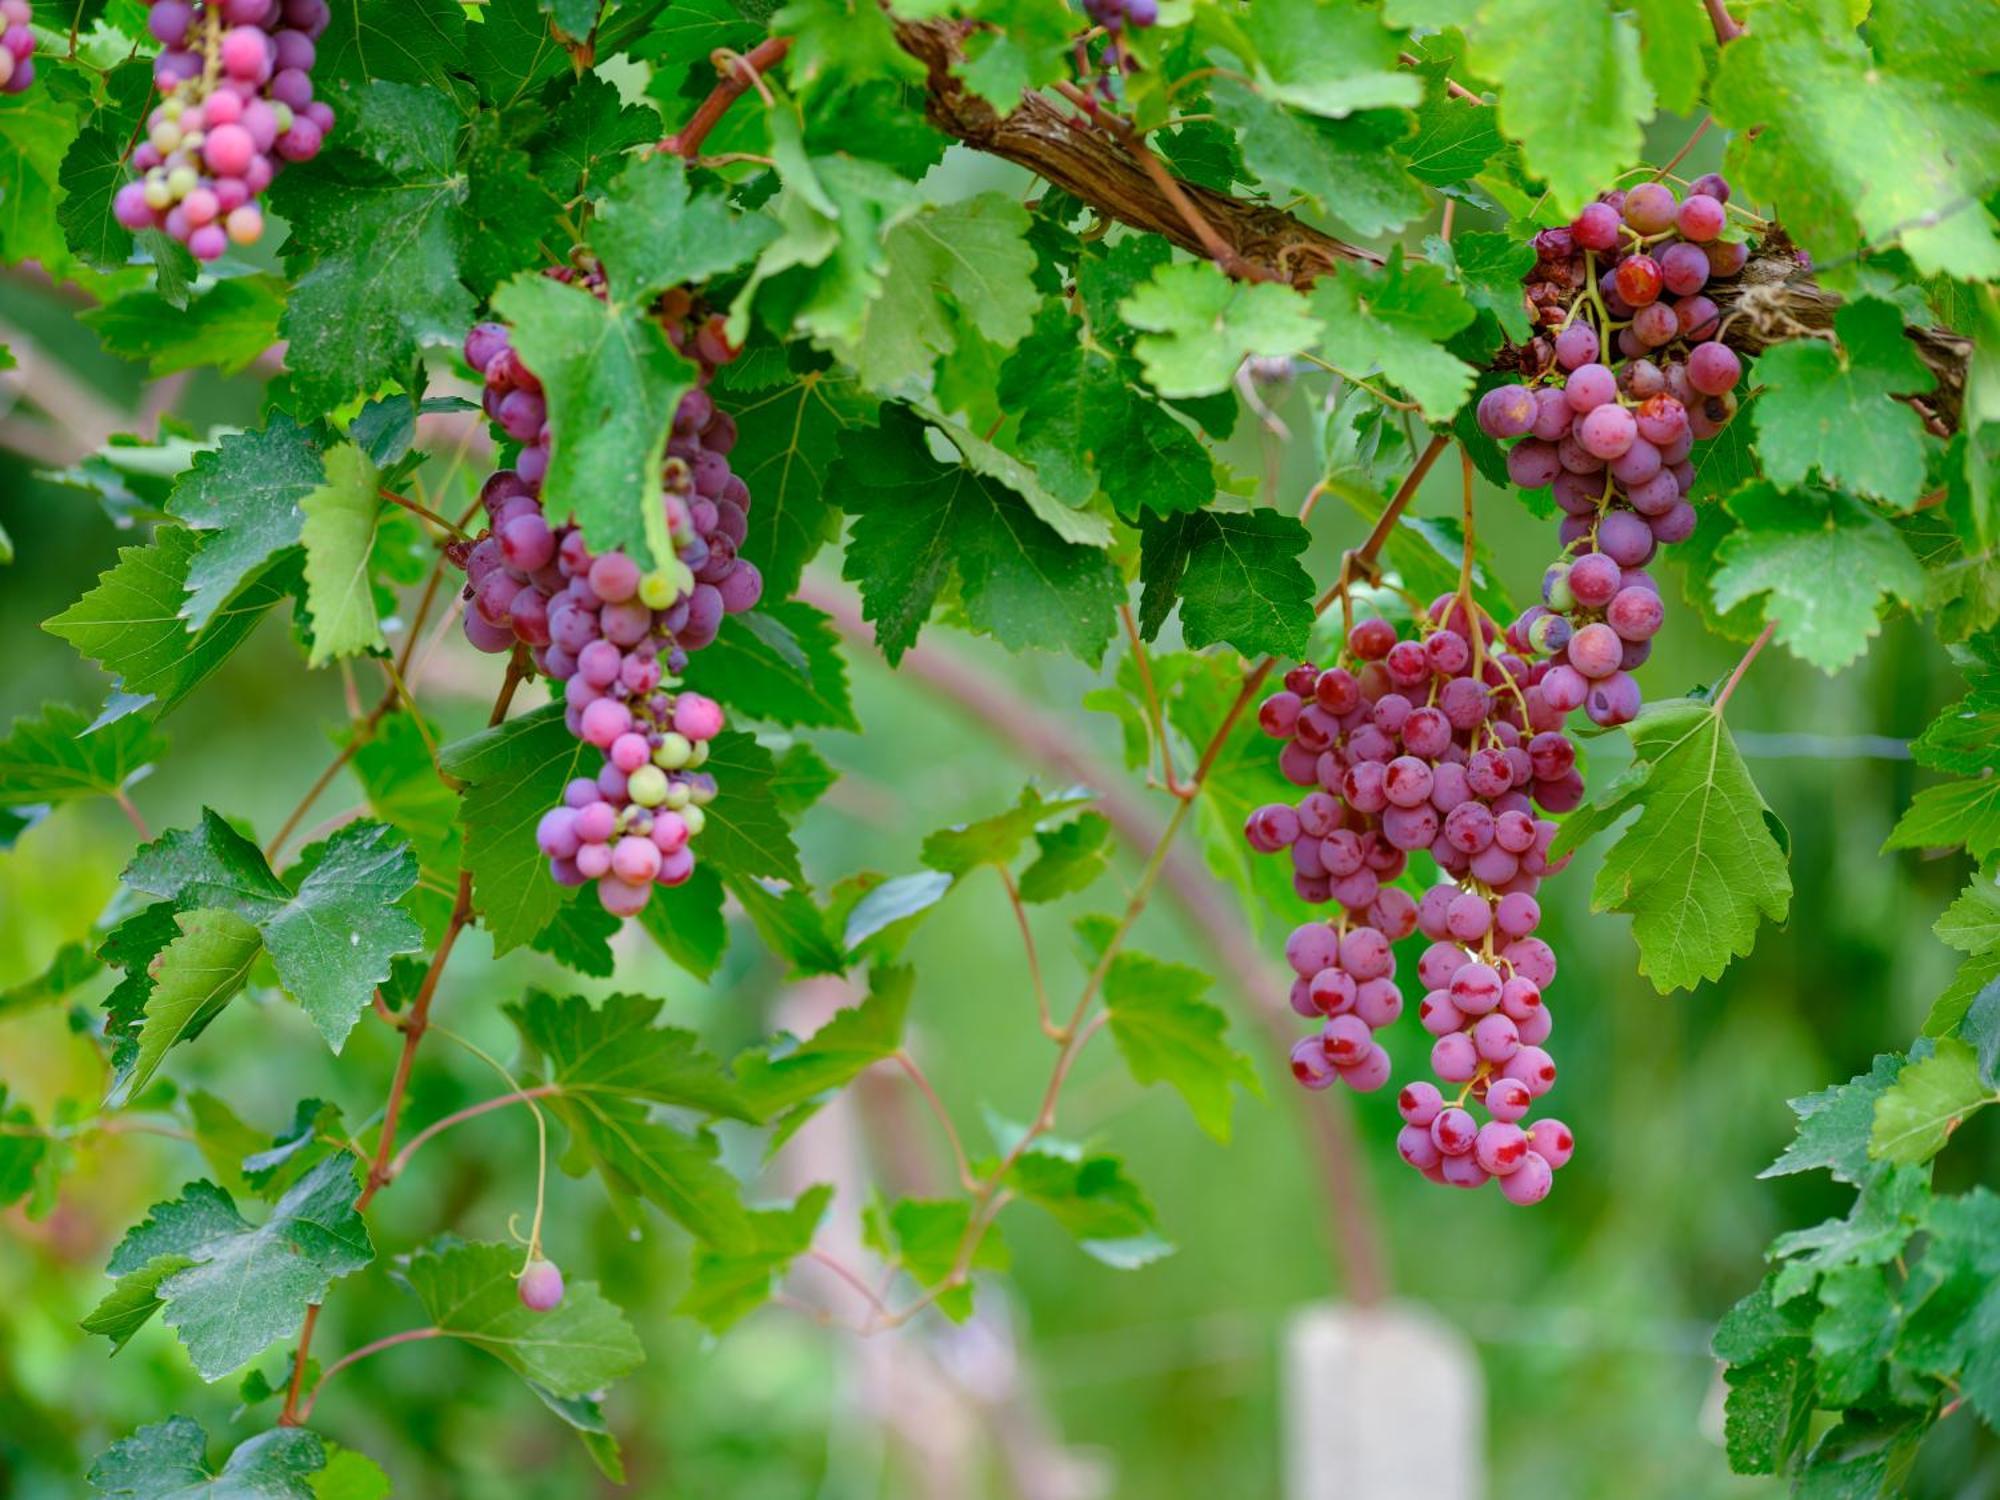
[1283,1302,1485,1500]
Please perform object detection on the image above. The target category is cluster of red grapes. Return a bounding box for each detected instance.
[451,275,764,918]
[1081,0,1159,27]
[1246,607,1575,1203]
[0,0,36,94]
[111,0,333,260]
[1477,173,1749,727]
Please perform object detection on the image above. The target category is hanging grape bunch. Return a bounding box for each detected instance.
[1245,606,1581,1203]
[1081,0,1160,29]
[451,271,764,919]
[112,0,333,260]
[0,0,36,94]
[1478,174,1751,729]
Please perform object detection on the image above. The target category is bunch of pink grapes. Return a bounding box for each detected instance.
[451,274,764,918]
[112,0,333,260]
[0,0,37,94]
[1245,608,1577,1204]
[1480,173,1751,728]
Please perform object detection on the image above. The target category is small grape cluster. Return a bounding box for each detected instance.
[1478,173,1750,728]
[1245,608,1576,1203]
[451,274,764,918]
[0,0,37,94]
[1081,0,1159,28]
[112,0,333,260]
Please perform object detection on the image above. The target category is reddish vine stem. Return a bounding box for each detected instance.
[1120,602,1191,796]
[890,1050,977,1192]
[278,651,527,1428]
[997,865,1060,1040]
[1712,620,1776,714]
[1398,52,1483,105]
[294,1327,443,1423]
[1653,117,1712,181]
[386,1084,563,1183]
[1703,0,1745,45]
[662,36,792,158]
[376,487,469,542]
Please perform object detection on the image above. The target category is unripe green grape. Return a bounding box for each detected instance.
[626,764,668,807]
[687,739,709,768]
[681,804,706,837]
[663,781,693,810]
[653,732,693,769]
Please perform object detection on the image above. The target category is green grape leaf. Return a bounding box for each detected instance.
[679,601,858,730]
[1121,261,1324,399]
[316,0,467,95]
[466,0,573,103]
[0,939,104,1022]
[838,870,955,956]
[298,443,388,666]
[1769,1163,1929,1303]
[1427,230,1537,345]
[1219,0,1421,118]
[722,356,878,597]
[507,991,755,1244]
[1137,507,1316,659]
[0,82,77,267]
[536,73,660,199]
[81,278,288,378]
[44,526,303,726]
[1309,247,1479,420]
[1937,868,2000,955]
[921,787,1096,876]
[438,704,595,955]
[679,1185,833,1334]
[1722,1347,1815,1476]
[1912,680,2000,775]
[1751,301,1938,507]
[81,1256,195,1355]
[1763,1051,1909,1185]
[1403,59,1502,186]
[592,153,778,307]
[734,965,912,1147]
[1885,776,2000,861]
[395,1239,643,1399]
[1464,0,1654,217]
[722,873,847,978]
[492,272,696,564]
[349,711,459,878]
[635,863,731,980]
[126,812,424,1053]
[1007,1144,1171,1269]
[117,909,262,1108]
[1810,1267,1897,1407]
[842,194,1041,394]
[87,1418,328,1499]
[693,730,808,884]
[830,405,1120,666]
[1094,940,1260,1141]
[0,1084,46,1208]
[165,412,327,629]
[308,1447,392,1500]
[1018,813,1113,903]
[1870,1038,1996,1165]
[530,894,622,979]
[862,1196,1007,1322]
[0,701,164,809]
[1551,698,1792,993]
[1710,0,2000,280]
[103,1157,374,1381]
[1710,481,1927,672]
[910,399,1114,547]
[1209,79,1426,239]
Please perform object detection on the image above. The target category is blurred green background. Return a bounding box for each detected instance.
[3,129,1996,1499]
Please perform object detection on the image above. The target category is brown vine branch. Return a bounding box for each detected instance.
[1703,0,1746,45]
[294,1328,443,1423]
[661,35,792,158]
[1712,620,1776,715]
[386,1084,564,1183]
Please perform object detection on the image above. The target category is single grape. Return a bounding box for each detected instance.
[518,1258,566,1312]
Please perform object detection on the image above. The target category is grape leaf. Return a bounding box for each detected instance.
[125,812,424,1053]
[1710,0,2000,280]
[1086,925,1260,1142]
[1870,1038,1996,1165]
[1208,79,1426,239]
[507,991,755,1244]
[315,0,467,96]
[298,444,388,666]
[0,701,164,809]
[1121,260,1324,399]
[1464,0,1654,217]
[1427,230,1537,345]
[680,602,858,730]
[722,872,847,978]
[1137,507,1316,659]
[102,1157,374,1381]
[493,272,696,564]
[1007,1142,1171,1269]
[841,194,1041,393]
[679,1185,833,1333]
[910,399,1113,547]
[1551,697,1792,992]
[309,1447,392,1500]
[1403,55,1502,187]
[920,787,1095,876]
[1309,247,1479,420]
[44,526,303,725]
[0,1084,45,1209]
[530,894,622,978]
[1217,0,1421,118]
[1762,1051,1909,1186]
[0,939,104,1022]
[0,82,77,266]
[1722,1346,1816,1476]
[695,730,808,884]
[1750,301,1938,507]
[1912,678,2000,775]
[87,1418,328,1499]
[722,357,878,597]
[268,81,480,409]
[1709,481,1927,672]
[165,413,327,629]
[590,153,779,307]
[1936,868,2000,955]
[349,711,460,877]
[438,704,596,955]
[536,72,660,198]
[81,278,288,378]
[733,965,912,1148]
[117,909,263,1108]
[1018,813,1112,903]
[395,1239,643,1398]
[1885,776,2000,862]
[1632,0,1705,115]
[862,1196,1007,1322]
[635,863,730,979]
[830,405,1121,666]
